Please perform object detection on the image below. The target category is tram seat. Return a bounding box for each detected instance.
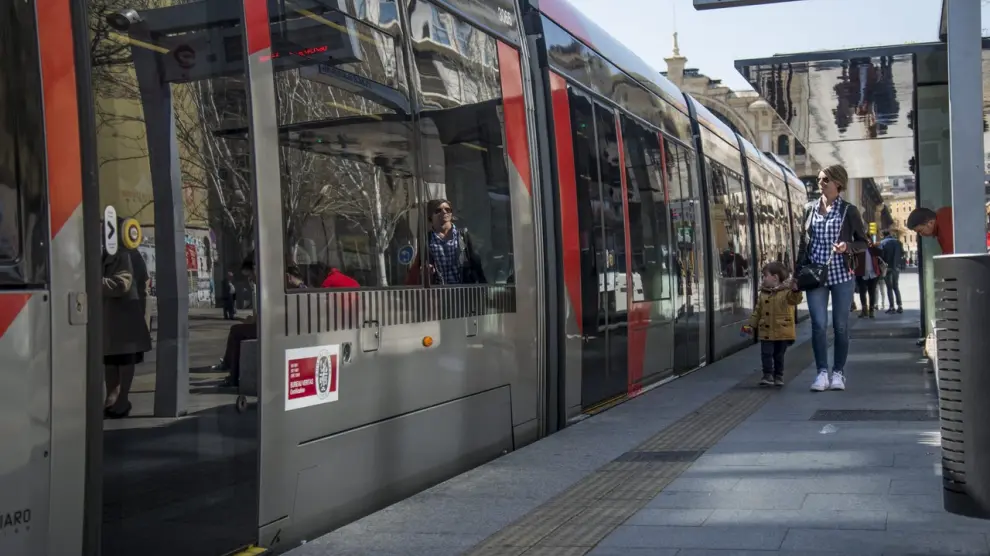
[239,339,260,398]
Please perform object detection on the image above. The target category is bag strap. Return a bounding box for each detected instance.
[823,202,850,266]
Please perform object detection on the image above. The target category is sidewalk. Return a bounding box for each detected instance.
[285,277,990,555]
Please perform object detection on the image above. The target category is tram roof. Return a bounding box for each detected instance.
[537,0,690,115]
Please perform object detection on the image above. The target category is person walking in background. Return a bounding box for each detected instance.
[796,165,869,392]
[853,239,883,319]
[879,230,904,313]
[907,206,953,255]
[743,262,803,388]
[220,270,237,320]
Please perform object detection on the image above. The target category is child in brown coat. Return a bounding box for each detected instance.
[743,262,804,387]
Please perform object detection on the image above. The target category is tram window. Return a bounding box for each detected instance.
[0,0,47,281]
[410,1,514,286]
[0,137,21,264]
[271,8,418,289]
[707,160,752,316]
[620,114,671,302]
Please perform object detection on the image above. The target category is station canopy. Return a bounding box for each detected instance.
[735,46,919,180]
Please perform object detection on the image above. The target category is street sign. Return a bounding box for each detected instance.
[398,245,415,266]
[104,205,118,255]
[694,0,804,9]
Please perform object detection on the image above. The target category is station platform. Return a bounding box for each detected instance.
[286,279,990,556]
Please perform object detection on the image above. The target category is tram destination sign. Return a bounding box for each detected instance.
[694,0,804,9]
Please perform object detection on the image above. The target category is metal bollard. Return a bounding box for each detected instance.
[934,253,990,519]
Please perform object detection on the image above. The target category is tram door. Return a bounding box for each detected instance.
[664,139,707,373]
[87,2,261,556]
[567,87,630,408]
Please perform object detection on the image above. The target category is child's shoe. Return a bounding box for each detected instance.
[773,374,785,387]
[759,373,774,387]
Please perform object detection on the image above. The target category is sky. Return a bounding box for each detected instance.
[565,0,982,91]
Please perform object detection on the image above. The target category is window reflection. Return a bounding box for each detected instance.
[269,6,417,289]
[409,1,514,285]
[708,160,752,318]
[621,115,671,302]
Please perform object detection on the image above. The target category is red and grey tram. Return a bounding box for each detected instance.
[0,0,809,555]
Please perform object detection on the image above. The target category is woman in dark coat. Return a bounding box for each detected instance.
[103,246,153,418]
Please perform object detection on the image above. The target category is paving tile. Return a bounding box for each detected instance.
[645,490,806,510]
[892,452,941,468]
[624,509,713,526]
[664,477,741,492]
[585,548,678,556]
[731,476,890,495]
[780,528,990,555]
[801,493,943,512]
[754,449,894,468]
[597,524,786,550]
[886,509,990,534]
[703,509,886,530]
[676,551,865,556]
[887,478,940,495]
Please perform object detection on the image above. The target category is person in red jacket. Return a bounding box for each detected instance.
[907,206,953,255]
[321,267,360,289]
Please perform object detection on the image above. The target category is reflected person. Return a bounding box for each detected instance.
[406,198,486,285]
[103,239,152,419]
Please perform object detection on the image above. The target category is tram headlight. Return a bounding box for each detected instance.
[106,9,143,32]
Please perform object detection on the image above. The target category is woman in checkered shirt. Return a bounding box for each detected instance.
[796,165,869,393]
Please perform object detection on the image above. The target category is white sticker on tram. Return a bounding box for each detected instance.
[104,205,118,255]
[285,344,341,411]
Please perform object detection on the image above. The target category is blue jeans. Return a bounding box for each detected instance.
[806,279,856,373]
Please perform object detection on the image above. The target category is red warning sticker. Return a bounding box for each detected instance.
[285,344,339,411]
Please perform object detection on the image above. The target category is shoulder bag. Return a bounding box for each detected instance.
[795,203,849,291]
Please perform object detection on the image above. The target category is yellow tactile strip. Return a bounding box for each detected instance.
[464,339,817,556]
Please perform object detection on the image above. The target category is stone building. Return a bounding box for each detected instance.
[661,34,821,182]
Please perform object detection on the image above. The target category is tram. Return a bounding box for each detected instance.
[0,0,810,555]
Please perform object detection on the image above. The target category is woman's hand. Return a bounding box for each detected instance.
[833,242,848,254]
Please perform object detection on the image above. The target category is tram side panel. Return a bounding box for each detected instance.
[251,1,542,549]
[1,1,88,555]
[696,129,756,362]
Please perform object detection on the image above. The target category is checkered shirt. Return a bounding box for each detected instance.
[808,198,853,286]
[428,226,462,285]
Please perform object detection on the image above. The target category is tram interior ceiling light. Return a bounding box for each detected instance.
[106,9,143,32]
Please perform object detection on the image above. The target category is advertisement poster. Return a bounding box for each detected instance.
[285,344,340,411]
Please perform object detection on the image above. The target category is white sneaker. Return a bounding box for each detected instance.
[830,372,846,391]
[810,371,830,392]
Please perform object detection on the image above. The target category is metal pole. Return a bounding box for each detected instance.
[947,0,986,255]
[132,41,190,418]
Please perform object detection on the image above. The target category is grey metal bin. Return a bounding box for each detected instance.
[935,253,990,519]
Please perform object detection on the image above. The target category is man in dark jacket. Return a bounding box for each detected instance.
[878,230,904,313]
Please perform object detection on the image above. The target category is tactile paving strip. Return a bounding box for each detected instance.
[463,338,817,556]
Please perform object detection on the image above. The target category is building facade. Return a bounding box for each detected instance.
[661,34,821,181]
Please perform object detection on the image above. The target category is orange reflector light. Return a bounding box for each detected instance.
[422,336,434,347]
